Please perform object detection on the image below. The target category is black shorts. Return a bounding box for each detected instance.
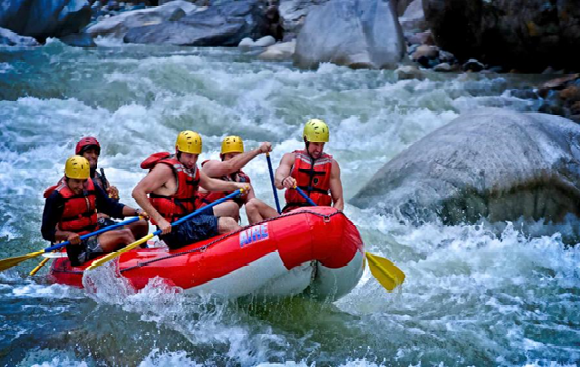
[97,216,117,228]
[67,235,104,266]
[160,214,219,250]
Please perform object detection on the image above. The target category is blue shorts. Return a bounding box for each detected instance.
[160,213,219,250]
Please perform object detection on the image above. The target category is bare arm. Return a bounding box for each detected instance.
[203,142,272,178]
[132,164,173,229]
[275,152,296,189]
[199,170,248,193]
[329,160,344,211]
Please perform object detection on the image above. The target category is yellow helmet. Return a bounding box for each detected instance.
[221,135,244,154]
[176,130,202,154]
[303,118,329,143]
[64,155,90,180]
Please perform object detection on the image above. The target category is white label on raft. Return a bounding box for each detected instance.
[239,224,269,247]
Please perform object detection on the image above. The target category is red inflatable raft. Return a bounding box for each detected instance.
[49,207,365,300]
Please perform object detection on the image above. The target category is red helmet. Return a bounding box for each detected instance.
[75,136,101,155]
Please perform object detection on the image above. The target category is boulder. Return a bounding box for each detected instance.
[123,0,271,46]
[278,0,330,40]
[423,0,580,72]
[87,1,197,40]
[411,44,438,60]
[258,39,296,61]
[0,0,91,40]
[238,37,256,49]
[399,0,427,33]
[294,0,406,70]
[0,27,40,46]
[351,108,580,224]
[59,32,97,47]
[395,65,424,80]
[433,62,452,72]
[254,35,276,47]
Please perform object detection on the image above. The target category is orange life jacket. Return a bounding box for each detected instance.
[195,160,250,208]
[141,152,200,224]
[49,179,98,235]
[284,150,333,210]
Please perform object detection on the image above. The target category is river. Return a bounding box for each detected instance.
[0,40,578,366]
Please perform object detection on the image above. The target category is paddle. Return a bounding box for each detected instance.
[0,216,143,272]
[86,188,245,271]
[293,186,405,291]
[266,153,281,214]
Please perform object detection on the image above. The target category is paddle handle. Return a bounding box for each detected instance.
[44,216,142,252]
[266,153,281,214]
[294,186,317,207]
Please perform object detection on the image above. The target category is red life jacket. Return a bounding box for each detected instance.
[284,150,333,211]
[141,152,200,224]
[52,179,98,235]
[195,160,250,208]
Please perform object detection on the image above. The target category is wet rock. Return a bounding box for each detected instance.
[433,62,452,72]
[395,65,424,80]
[399,0,427,33]
[0,0,91,40]
[278,0,330,40]
[438,50,455,63]
[351,108,580,224]
[238,37,255,49]
[463,58,484,72]
[540,74,580,90]
[406,30,434,46]
[396,0,415,16]
[124,0,272,46]
[423,0,580,72]
[258,39,296,61]
[0,27,40,46]
[59,32,97,47]
[254,35,276,47]
[294,0,405,70]
[87,0,197,40]
[411,44,439,60]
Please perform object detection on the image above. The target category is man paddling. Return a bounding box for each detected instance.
[41,156,146,266]
[74,136,148,238]
[275,119,344,212]
[197,136,278,224]
[132,131,249,249]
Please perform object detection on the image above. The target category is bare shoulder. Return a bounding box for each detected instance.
[147,163,173,181]
[281,152,295,163]
[201,159,220,169]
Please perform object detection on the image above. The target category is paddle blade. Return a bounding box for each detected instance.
[0,251,45,272]
[86,234,154,271]
[365,252,405,291]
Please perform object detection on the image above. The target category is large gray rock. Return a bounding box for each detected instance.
[0,0,91,40]
[0,27,40,46]
[87,1,197,40]
[423,0,580,72]
[351,108,580,224]
[294,0,405,69]
[399,0,426,33]
[123,0,271,46]
[278,0,329,39]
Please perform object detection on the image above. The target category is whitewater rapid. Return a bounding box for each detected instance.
[0,40,578,366]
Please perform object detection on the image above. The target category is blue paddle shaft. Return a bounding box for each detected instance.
[153,189,244,236]
[295,186,317,207]
[45,216,142,252]
[266,154,282,214]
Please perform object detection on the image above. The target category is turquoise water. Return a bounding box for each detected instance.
[0,40,578,366]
